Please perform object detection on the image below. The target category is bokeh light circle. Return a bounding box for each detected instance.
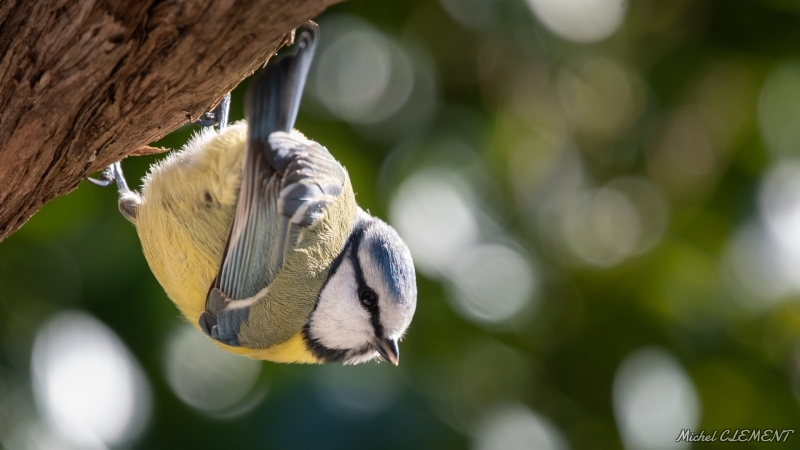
[31,311,151,448]
[314,19,414,124]
[613,347,700,450]
[162,324,264,417]
[473,403,569,450]
[446,243,538,325]
[389,169,480,277]
[525,0,627,43]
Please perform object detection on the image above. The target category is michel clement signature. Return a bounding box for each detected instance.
[676,429,795,443]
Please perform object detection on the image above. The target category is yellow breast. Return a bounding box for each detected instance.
[134,123,320,363]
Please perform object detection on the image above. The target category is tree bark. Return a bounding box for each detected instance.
[0,0,340,241]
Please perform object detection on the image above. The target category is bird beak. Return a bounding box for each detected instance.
[374,338,400,366]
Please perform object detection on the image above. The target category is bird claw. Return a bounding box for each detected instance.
[194,116,216,127]
[194,93,231,132]
[86,165,115,187]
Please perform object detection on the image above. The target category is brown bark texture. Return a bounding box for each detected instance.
[0,0,339,241]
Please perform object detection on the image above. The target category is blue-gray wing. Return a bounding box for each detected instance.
[202,133,346,346]
[197,23,346,346]
[270,132,345,227]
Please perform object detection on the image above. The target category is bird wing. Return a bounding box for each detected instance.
[199,23,344,346]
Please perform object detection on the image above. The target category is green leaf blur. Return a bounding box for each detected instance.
[2,0,800,449]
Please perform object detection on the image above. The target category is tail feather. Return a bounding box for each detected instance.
[246,23,319,142]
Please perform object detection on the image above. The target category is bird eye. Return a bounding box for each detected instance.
[359,289,378,308]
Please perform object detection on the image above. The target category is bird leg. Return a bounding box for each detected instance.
[87,160,140,223]
[108,162,140,222]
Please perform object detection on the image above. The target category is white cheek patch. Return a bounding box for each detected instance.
[309,259,373,350]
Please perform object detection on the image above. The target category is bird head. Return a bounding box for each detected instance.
[304,209,417,365]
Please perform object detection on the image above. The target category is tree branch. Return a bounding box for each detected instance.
[0,0,340,240]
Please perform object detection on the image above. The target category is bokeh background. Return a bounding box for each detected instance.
[3,0,800,448]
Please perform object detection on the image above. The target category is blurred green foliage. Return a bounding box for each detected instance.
[3,0,800,449]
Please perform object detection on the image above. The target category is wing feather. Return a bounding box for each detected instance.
[199,24,348,347]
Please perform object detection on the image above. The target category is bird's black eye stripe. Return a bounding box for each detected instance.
[359,289,378,308]
[349,223,370,295]
[349,221,385,338]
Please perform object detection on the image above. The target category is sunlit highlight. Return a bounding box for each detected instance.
[390,169,480,277]
[390,168,540,327]
[613,347,700,450]
[31,311,151,449]
[759,161,800,258]
[313,17,414,124]
[447,243,537,325]
[722,221,794,307]
[473,403,569,450]
[525,0,626,43]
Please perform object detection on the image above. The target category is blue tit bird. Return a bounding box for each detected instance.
[102,22,417,365]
